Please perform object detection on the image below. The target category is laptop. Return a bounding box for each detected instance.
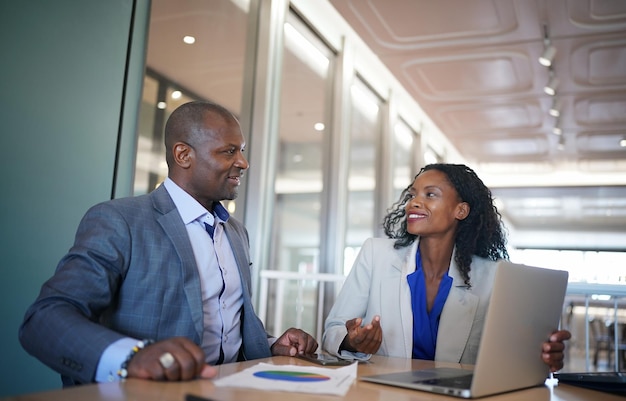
[360,260,569,398]
[553,372,626,396]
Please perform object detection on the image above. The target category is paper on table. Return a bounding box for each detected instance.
[213,361,358,396]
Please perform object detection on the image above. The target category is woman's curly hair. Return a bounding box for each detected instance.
[382,163,509,286]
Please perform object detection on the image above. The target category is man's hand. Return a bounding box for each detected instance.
[542,330,572,372]
[127,337,217,381]
[271,328,318,356]
[342,315,382,354]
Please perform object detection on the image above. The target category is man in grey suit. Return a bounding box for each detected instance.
[19,101,318,386]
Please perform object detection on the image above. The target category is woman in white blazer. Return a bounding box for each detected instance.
[323,164,570,372]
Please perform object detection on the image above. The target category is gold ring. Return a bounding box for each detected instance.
[159,352,175,369]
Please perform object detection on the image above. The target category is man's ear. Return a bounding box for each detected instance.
[456,202,470,220]
[173,142,193,168]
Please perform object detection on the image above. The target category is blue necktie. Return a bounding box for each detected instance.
[204,222,214,240]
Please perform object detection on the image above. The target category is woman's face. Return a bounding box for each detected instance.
[404,169,469,238]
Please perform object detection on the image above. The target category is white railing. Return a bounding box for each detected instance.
[258,274,626,371]
[258,270,346,341]
[565,283,626,371]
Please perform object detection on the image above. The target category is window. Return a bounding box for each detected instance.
[392,118,419,200]
[267,12,335,335]
[133,0,251,195]
[343,77,383,274]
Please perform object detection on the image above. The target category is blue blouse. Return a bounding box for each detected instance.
[407,246,453,360]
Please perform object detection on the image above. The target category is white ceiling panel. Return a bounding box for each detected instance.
[329,0,626,249]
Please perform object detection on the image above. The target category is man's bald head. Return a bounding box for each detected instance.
[164,101,238,169]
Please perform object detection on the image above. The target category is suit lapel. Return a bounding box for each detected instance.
[222,221,272,358]
[394,241,417,359]
[222,223,251,295]
[436,255,479,362]
[151,186,205,341]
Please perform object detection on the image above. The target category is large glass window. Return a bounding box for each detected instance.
[134,0,251,195]
[343,77,383,274]
[392,118,419,200]
[266,12,334,336]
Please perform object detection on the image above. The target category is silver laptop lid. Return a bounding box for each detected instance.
[470,261,568,397]
[360,261,569,398]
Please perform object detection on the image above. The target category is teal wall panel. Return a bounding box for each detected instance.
[0,0,148,396]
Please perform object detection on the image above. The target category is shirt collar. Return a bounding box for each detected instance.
[162,178,230,225]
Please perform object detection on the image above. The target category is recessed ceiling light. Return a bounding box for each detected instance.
[552,118,562,135]
[548,98,560,117]
[171,90,182,99]
[620,138,626,147]
[544,75,558,96]
[539,45,556,67]
[157,101,166,109]
[183,36,195,44]
[314,123,325,131]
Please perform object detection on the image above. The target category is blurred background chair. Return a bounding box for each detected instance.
[590,317,626,370]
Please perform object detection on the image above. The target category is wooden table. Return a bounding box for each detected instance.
[4,355,622,401]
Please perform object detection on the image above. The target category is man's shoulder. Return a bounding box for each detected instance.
[82,192,157,222]
[92,192,152,209]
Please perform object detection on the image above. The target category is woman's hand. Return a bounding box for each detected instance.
[541,329,572,372]
[342,315,383,354]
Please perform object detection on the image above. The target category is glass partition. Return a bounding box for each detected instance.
[133,0,251,195]
[392,118,419,200]
[343,77,383,275]
[266,12,334,336]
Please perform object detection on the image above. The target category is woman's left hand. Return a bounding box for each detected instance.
[541,330,571,372]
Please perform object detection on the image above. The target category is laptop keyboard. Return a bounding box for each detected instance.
[420,374,474,389]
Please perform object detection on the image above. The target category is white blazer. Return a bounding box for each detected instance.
[323,237,499,364]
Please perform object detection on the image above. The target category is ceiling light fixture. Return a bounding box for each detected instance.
[552,117,562,135]
[538,24,557,67]
[544,68,559,96]
[620,138,626,147]
[557,135,565,151]
[549,98,561,117]
[183,35,195,44]
[539,45,557,67]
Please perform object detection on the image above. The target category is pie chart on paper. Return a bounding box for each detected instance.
[253,370,331,382]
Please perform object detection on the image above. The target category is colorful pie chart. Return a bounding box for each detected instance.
[253,370,330,382]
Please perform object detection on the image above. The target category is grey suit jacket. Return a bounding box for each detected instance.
[19,185,271,385]
[323,237,498,364]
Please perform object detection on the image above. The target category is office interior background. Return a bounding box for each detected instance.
[1,0,624,396]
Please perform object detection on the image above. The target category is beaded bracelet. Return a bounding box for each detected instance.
[117,339,154,379]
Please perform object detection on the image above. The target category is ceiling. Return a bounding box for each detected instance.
[328,0,626,249]
[145,0,626,251]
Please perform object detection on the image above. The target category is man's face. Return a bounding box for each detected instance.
[186,114,249,208]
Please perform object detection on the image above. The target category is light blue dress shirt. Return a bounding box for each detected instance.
[95,178,244,381]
